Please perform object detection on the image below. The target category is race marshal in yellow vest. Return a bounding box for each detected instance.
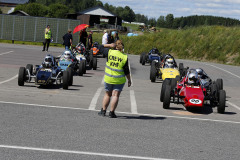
[97,40,132,118]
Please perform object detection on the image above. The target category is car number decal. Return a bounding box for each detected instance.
[189,99,202,104]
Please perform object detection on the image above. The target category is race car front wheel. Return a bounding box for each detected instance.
[18,67,26,86]
[217,90,226,114]
[93,57,97,70]
[62,71,69,90]
[163,84,171,109]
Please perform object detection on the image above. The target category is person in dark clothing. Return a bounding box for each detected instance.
[114,32,119,42]
[107,31,114,44]
[97,40,131,118]
[79,29,88,47]
[87,31,93,50]
[62,29,73,50]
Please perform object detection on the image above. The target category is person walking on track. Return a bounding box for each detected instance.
[42,25,52,52]
[98,40,132,118]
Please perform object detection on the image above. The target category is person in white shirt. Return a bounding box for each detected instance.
[102,30,108,45]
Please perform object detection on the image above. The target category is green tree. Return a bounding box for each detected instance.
[0,8,2,14]
[48,3,68,18]
[25,3,48,17]
[165,14,174,28]
[157,16,165,28]
[148,18,156,27]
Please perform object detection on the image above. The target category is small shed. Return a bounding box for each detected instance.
[76,6,122,27]
[0,0,29,14]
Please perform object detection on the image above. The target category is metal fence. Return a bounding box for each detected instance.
[0,14,81,45]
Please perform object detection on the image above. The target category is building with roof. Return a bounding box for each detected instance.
[0,0,29,14]
[68,6,122,27]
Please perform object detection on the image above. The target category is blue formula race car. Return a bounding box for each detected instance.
[140,48,162,65]
[18,54,71,89]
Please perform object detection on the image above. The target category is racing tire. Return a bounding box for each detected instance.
[181,68,188,78]
[160,79,171,102]
[217,90,226,114]
[179,63,184,76]
[163,84,171,109]
[62,71,69,90]
[175,75,180,82]
[150,64,157,82]
[67,68,73,86]
[83,60,86,74]
[78,62,84,76]
[89,54,93,68]
[18,67,26,86]
[171,78,177,91]
[210,83,218,100]
[141,54,146,65]
[26,64,33,75]
[93,57,97,70]
[216,78,223,90]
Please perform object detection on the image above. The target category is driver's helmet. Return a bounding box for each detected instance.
[165,58,174,68]
[43,54,53,68]
[196,68,204,78]
[188,72,198,85]
[93,42,99,47]
[64,50,71,60]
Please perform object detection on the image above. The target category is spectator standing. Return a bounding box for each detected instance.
[79,29,88,47]
[107,31,114,44]
[42,25,52,52]
[62,29,73,50]
[98,40,132,118]
[87,31,93,50]
[114,32,119,42]
[102,30,108,45]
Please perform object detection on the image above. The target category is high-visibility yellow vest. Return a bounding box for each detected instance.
[45,29,52,39]
[104,49,128,84]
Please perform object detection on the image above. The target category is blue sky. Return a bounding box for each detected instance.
[101,0,240,20]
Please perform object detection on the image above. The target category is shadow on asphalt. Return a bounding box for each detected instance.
[118,115,166,120]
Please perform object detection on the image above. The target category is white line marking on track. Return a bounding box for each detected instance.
[130,90,138,114]
[89,87,103,110]
[0,74,18,85]
[227,101,240,111]
[0,145,173,160]
[0,51,13,56]
[204,63,240,79]
[1,100,240,124]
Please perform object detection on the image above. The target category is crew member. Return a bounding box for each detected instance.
[98,40,132,118]
[42,25,52,52]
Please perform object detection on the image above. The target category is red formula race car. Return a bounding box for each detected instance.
[161,68,226,113]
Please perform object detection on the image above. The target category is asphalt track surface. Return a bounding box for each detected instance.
[0,43,240,160]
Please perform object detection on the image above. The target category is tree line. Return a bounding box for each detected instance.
[14,0,240,28]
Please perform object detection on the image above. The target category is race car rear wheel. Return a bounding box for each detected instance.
[93,57,97,70]
[78,62,84,76]
[163,84,171,109]
[83,60,86,74]
[179,63,184,76]
[150,62,157,82]
[160,79,171,102]
[141,54,146,65]
[217,90,226,114]
[67,68,73,86]
[62,71,69,90]
[140,52,145,63]
[26,64,33,75]
[18,67,26,86]
[216,78,223,90]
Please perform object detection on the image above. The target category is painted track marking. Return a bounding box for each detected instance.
[227,101,240,111]
[89,76,104,110]
[204,63,240,79]
[130,90,138,114]
[0,145,173,160]
[0,74,18,84]
[0,51,13,56]
[1,100,240,124]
